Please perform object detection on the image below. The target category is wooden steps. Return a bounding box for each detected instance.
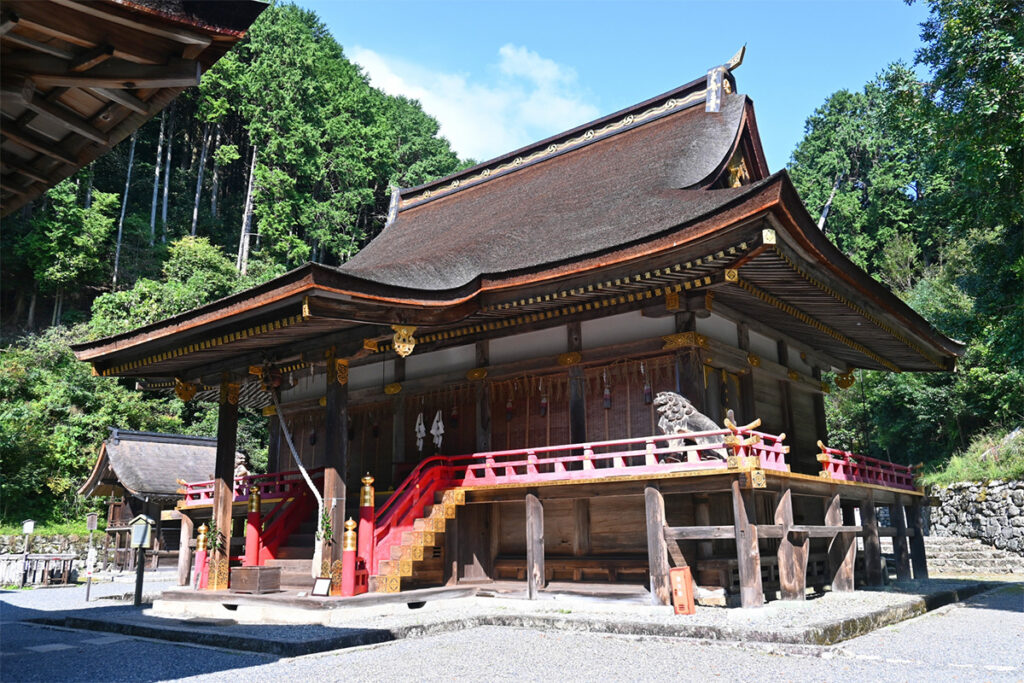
[264,558,315,589]
[372,488,465,593]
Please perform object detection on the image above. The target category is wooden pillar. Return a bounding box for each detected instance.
[525,493,545,598]
[775,486,807,600]
[674,312,707,412]
[908,500,929,580]
[644,485,671,605]
[860,492,883,586]
[267,413,281,473]
[176,513,194,587]
[475,342,491,452]
[211,378,239,590]
[694,495,714,564]
[572,499,591,562]
[391,358,406,474]
[489,502,501,570]
[892,501,911,581]
[776,342,795,437]
[443,512,459,586]
[810,368,828,445]
[322,353,349,570]
[731,479,763,608]
[736,323,757,424]
[825,491,855,592]
[566,323,586,443]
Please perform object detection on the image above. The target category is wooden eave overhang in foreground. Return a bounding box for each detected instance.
[1,0,266,215]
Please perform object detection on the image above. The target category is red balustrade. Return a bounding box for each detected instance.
[816,441,917,491]
[179,467,325,509]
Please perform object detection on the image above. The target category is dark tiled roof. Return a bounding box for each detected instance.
[79,428,242,503]
[340,93,751,291]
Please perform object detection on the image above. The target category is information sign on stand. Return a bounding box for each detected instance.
[129,515,154,606]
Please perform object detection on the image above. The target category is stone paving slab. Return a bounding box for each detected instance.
[25,579,998,657]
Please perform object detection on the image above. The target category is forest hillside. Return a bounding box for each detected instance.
[1,0,1020,524]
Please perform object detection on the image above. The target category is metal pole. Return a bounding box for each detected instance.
[133,547,145,607]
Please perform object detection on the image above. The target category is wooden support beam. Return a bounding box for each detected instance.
[644,485,671,606]
[177,513,194,587]
[736,323,757,423]
[776,341,795,437]
[775,486,808,600]
[908,500,929,580]
[3,158,51,185]
[892,503,911,581]
[266,413,281,473]
[860,492,883,586]
[10,88,109,145]
[811,367,829,444]
[87,87,151,115]
[10,10,169,65]
[3,52,201,89]
[391,358,405,474]
[0,10,18,36]
[0,126,78,166]
[443,511,459,586]
[1,31,74,59]
[694,495,714,564]
[70,44,115,72]
[211,380,239,590]
[664,525,736,540]
[322,352,348,570]
[825,492,856,592]
[572,499,590,559]
[731,479,763,607]
[525,493,545,599]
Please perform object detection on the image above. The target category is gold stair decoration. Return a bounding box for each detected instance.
[373,488,465,592]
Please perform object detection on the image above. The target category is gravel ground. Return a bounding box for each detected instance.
[161,584,1024,683]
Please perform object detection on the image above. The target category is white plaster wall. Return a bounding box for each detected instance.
[349,359,396,391]
[581,310,675,350]
[279,369,325,403]
[696,312,738,347]
[748,330,778,364]
[405,345,476,380]
[789,352,814,376]
[490,325,567,365]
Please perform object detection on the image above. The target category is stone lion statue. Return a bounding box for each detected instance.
[653,391,727,460]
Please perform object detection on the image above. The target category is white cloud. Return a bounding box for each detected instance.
[350,44,599,163]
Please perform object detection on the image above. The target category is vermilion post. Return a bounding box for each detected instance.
[358,474,375,571]
[244,486,261,566]
[342,518,357,597]
[194,523,209,590]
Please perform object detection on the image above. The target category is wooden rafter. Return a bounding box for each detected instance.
[48,0,213,48]
[11,11,169,65]
[87,87,151,115]
[4,52,200,90]
[2,158,52,185]
[1,31,74,59]
[70,44,115,73]
[1,10,20,36]
[1,126,79,167]
[5,86,109,145]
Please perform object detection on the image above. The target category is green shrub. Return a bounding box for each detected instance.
[920,428,1024,486]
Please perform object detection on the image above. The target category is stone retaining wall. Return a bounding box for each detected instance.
[0,535,92,561]
[930,479,1024,555]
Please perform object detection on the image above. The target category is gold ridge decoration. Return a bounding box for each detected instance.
[662,331,709,351]
[769,244,942,369]
[335,358,349,385]
[400,89,707,208]
[557,351,582,366]
[173,378,197,402]
[835,370,856,389]
[734,278,900,372]
[391,325,417,358]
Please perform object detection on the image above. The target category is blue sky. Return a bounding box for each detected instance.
[299,1,931,172]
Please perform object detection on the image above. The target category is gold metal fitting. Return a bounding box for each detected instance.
[361,474,375,507]
[391,325,417,358]
[196,523,208,552]
[384,382,402,395]
[248,486,261,513]
[174,378,197,402]
[835,370,855,389]
[343,518,358,551]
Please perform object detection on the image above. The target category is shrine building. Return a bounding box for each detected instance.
[72,50,963,607]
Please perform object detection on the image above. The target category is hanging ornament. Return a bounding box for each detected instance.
[450,401,459,428]
[539,378,548,417]
[641,362,653,404]
[603,370,612,409]
[430,410,445,449]
[414,412,426,452]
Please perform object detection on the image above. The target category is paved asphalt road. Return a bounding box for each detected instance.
[2,582,1021,682]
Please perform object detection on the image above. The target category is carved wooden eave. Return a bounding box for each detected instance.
[0,0,266,215]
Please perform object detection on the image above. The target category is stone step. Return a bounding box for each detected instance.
[264,558,312,569]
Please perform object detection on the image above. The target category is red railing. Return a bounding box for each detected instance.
[371,422,786,574]
[179,467,325,508]
[816,441,917,490]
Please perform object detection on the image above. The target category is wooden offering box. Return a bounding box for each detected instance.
[230,566,281,594]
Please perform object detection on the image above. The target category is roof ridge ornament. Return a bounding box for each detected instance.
[706,45,746,113]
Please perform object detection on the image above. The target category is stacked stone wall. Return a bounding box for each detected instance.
[0,535,92,561]
[930,480,1024,555]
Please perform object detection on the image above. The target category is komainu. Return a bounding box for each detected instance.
[653,391,727,460]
